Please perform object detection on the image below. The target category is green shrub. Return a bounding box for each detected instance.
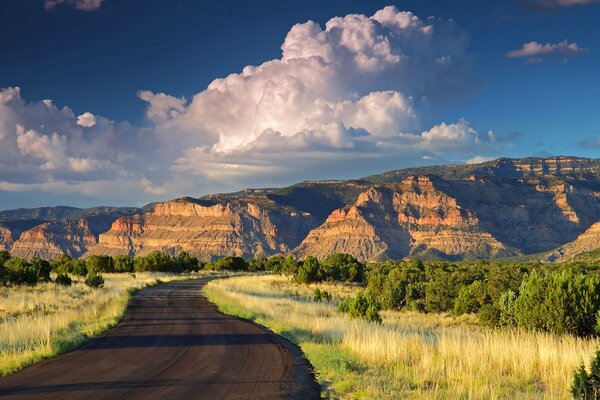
[339,290,382,323]
[54,273,72,286]
[205,256,247,272]
[313,288,332,302]
[514,271,600,336]
[571,350,600,399]
[114,255,135,273]
[85,273,104,288]
[4,258,37,285]
[295,256,321,284]
[87,255,115,273]
[135,251,183,273]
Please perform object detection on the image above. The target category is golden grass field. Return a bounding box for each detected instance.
[0,272,192,376]
[204,275,599,399]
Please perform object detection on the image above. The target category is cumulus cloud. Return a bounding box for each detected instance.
[45,0,104,11]
[507,40,588,61]
[76,112,97,127]
[1,7,506,205]
[521,0,600,9]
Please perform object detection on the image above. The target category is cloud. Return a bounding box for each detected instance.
[76,112,97,127]
[44,0,104,11]
[1,7,505,205]
[466,155,496,164]
[507,40,588,60]
[521,0,600,9]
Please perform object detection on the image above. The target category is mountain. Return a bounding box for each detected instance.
[0,206,143,259]
[2,156,600,262]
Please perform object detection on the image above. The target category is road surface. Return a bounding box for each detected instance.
[0,279,321,399]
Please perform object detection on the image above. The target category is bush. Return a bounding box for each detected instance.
[4,258,37,285]
[339,290,382,323]
[313,288,332,302]
[514,271,600,336]
[87,255,115,273]
[135,251,183,273]
[454,280,489,315]
[114,255,135,273]
[295,256,320,284]
[85,273,104,288]
[571,350,600,399]
[31,258,52,282]
[206,256,247,272]
[54,273,72,286]
[177,251,201,272]
[319,253,365,283]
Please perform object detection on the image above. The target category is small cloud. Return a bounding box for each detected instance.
[45,0,104,12]
[466,156,496,164]
[526,57,544,64]
[580,137,600,148]
[77,112,97,128]
[507,40,587,61]
[521,0,600,9]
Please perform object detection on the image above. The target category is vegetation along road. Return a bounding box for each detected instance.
[0,279,320,399]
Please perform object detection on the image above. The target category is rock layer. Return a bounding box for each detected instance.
[1,156,600,261]
[86,198,318,260]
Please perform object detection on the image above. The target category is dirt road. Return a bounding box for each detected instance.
[0,279,320,399]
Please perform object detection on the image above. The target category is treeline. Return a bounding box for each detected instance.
[4,248,600,338]
[279,254,600,337]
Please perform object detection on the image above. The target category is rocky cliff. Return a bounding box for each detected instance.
[294,176,517,261]
[2,156,600,262]
[85,197,319,260]
[546,222,600,262]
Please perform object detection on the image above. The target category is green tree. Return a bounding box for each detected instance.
[295,256,320,284]
[30,258,51,282]
[114,255,135,273]
[454,280,488,315]
[85,273,104,288]
[4,258,37,285]
[87,255,115,273]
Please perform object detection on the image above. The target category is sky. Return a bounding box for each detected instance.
[0,0,599,210]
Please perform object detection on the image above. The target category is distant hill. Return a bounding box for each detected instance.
[2,156,600,262]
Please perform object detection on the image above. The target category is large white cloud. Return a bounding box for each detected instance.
[1,7,504,205]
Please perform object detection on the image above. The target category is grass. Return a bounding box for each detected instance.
[204,275,600,399]
[0,272,195,376]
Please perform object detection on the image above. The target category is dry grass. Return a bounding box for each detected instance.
[0,272,192,376]
[205,274,599,399]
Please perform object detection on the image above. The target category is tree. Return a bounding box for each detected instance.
[514,271,600,336]
[54,273,72,286]
[135,251,183,273]
[4,258,37,285]
[114,255,135,273]
[87,255,115,273]
[177,251,200,272]
[30,258,51,282]
[320,253,365,283]
[85,273,105,288]
[454,280,488,315]
[339,290,382,323]
[295,256,320,284]
[206,256,247,271]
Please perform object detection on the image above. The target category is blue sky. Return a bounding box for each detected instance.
[0,0,599,209]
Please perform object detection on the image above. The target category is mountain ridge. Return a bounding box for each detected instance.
[2,156,599,262]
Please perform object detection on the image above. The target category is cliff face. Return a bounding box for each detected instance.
[546,222,600,262]
[294,176,516,261]
[9,219,98,259]
[85,198,318,260]
[0,224,15,250]
[2,156,600,262]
